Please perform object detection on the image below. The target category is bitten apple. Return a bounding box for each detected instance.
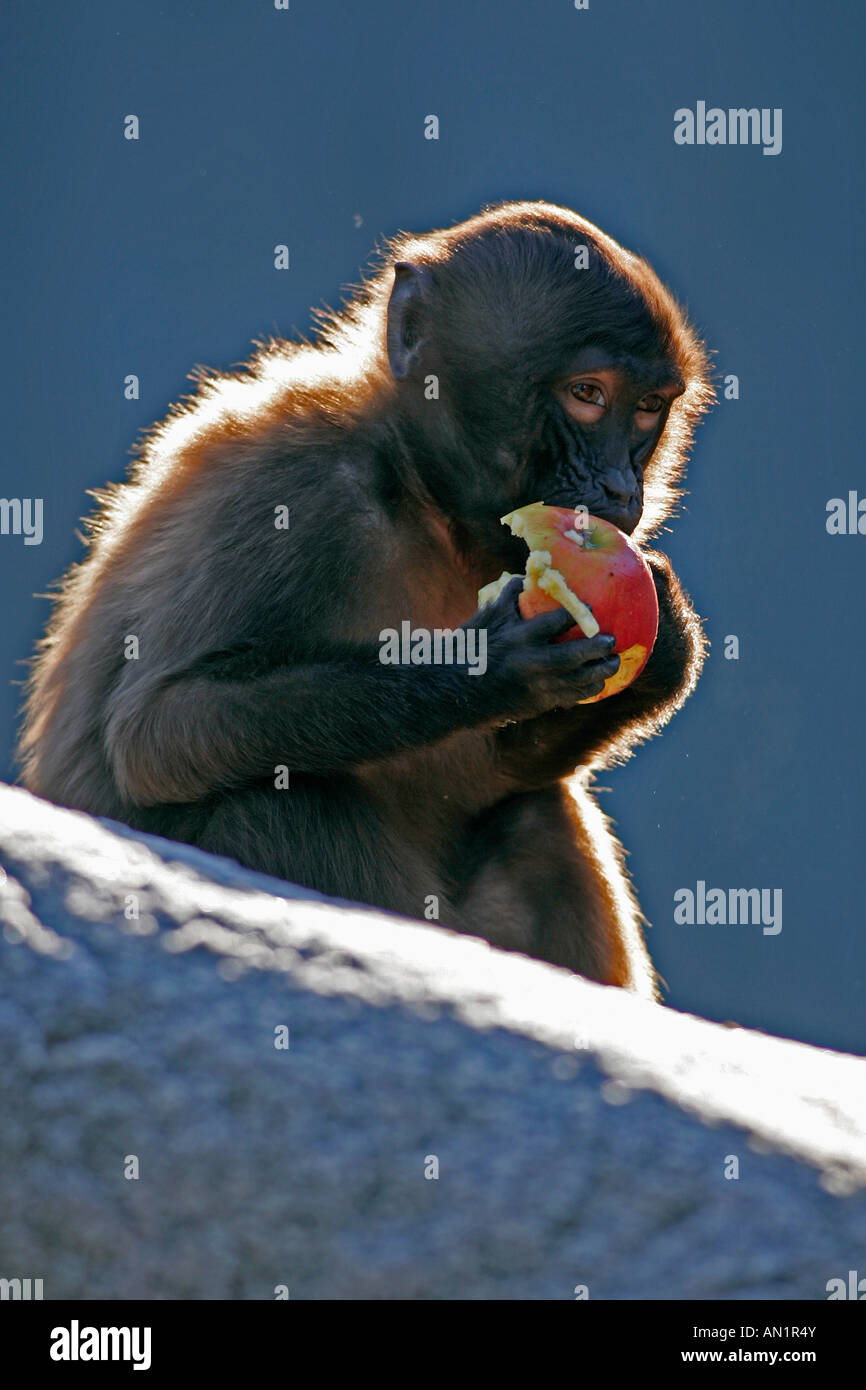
[478,502,659,703]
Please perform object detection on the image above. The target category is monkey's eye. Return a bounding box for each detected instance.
[635,393,664,414]
[569,382,606,406]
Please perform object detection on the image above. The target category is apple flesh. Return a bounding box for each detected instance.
[480,502,659,703]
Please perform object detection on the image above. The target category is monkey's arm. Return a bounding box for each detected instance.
[106,646,494,805]
[494,552,706,786]
[104,586,617,807]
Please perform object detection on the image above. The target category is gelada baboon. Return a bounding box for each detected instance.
[19,201,713,996]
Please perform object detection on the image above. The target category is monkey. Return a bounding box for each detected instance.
[18,201,714,998]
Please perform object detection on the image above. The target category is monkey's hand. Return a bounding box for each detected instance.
[494,552,706,786]
[468,576,622,719]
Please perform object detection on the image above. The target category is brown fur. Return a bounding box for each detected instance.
[17,202,713,995]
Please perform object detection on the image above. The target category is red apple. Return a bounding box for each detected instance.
[480,502,659,703]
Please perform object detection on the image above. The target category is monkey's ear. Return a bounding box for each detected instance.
[386,261,431,381]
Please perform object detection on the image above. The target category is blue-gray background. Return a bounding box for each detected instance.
[2,2,863,1052]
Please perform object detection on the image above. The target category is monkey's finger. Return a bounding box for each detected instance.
[521,606,590,640]
[494,575,526,614]
[540,647,620,674]
[535,630,617,659]
[471,574,524,622]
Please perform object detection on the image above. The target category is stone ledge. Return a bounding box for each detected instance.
[0,783,863,1299]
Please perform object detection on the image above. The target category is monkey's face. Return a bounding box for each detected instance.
[385,229,703,543]
[427,298,686,539]
[527,347,685,535]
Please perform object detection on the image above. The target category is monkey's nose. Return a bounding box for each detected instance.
[601,470,636,505]
[596,481,642,534]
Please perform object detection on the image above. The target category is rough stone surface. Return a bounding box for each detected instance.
[0,782,863,1301]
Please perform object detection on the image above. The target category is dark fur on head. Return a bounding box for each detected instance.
[317,200,714,540]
